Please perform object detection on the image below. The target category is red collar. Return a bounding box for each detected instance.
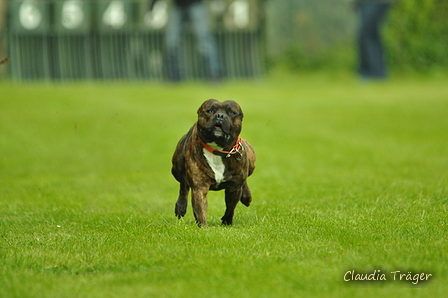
[202,136,244,159]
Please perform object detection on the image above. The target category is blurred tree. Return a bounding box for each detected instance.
[267,0,448,73]
[385,0,448,71]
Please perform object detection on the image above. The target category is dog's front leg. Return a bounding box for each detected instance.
[191,186,209,227]
[221,188,243,225]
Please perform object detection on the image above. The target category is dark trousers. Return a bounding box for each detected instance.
[165,2,221,81]
[357,3,391,79]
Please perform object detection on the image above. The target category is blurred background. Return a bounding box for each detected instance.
[0,0,447,81]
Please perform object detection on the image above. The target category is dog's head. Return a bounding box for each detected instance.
[197,99,244,148]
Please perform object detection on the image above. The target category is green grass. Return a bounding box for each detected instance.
[1,72,447,297]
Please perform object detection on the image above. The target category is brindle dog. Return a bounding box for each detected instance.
[172,99,256,227]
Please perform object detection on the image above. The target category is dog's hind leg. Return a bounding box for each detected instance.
[240,181,252,207]
[221,188,243,225]
[175,183,189,218]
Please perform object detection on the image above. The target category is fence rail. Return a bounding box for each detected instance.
[7,0,265,81]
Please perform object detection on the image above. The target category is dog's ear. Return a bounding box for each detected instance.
[223,100,244,120]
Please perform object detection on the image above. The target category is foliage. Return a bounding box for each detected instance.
[385,0,448,71]
[275,0,448,73]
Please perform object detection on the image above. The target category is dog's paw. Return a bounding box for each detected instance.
[221,216,233,226]
[240,194,252,207]
[175,203,187,218]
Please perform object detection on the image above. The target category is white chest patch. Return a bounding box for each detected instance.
[203,147,226,185]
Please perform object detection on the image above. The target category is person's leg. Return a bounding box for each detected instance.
[357,3,391,79]
[189,2,221,80]
[165,7,184,81]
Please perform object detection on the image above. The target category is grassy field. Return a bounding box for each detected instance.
[1,72,447,297]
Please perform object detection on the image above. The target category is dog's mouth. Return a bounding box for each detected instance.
[213,123,224,137]
[206,119,231,139]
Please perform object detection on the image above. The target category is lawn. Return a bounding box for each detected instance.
[1,72,447,297]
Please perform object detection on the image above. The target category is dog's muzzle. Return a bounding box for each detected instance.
[209,113,231,138]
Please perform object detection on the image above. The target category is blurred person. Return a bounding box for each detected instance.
[151,0,222,82]
[0,0,7,75]
[354,0,396,80]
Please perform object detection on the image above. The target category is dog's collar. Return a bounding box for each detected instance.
[202,136,244,160]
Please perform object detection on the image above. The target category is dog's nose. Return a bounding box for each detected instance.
[215,113,225,121]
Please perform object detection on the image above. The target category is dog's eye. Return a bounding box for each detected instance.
[229,110,238,116]
[206,109,214,114]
